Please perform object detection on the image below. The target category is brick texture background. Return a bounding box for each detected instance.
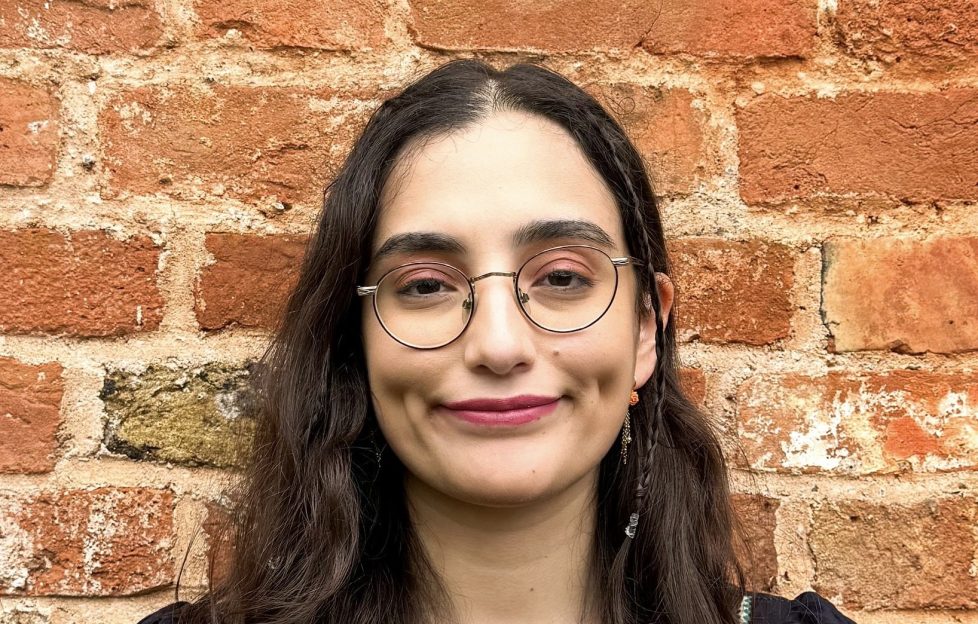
[0,1,976,621]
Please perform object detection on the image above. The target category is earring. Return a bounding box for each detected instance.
[370,427,385,472]
[621,410,632,465]
[620,391,640,465]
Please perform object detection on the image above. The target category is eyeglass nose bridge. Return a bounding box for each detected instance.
[464,270,530,312]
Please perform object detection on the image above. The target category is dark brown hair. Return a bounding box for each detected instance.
[178,59,749,624]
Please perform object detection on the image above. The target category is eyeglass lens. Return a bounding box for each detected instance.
[373,246,619,348]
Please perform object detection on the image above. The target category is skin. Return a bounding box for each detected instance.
[361,110,674,624]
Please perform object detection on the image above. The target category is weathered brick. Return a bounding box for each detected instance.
[0,229,164,337]
[0,0,163,54]
[202,501,233,585]
[738,371,978,474]
[679,367,707,406]
[837,0,978,69]
[408,0,658,52]
[194,0,386,50]
[101,363,256,468]
[667,239,795,345]
[810,498,978,609]
[822,237,978,354]
[594,86,708,196]
[731,494,779,592]
[99,86,372,207]
[738,90,978,205]
[0,488,174,596]
[195,233,307,331]
[0,358,63,474]
[643,0,816,58]
[0,79,58,187]
[408,0,815,56]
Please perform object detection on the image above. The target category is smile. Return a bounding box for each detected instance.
[439,395,561,426]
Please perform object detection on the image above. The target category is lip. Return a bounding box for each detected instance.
[440,394,561,426]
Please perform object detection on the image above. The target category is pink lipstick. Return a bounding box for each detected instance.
[440,395,560,426]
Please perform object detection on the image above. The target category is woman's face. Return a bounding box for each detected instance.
[362,110,671,508]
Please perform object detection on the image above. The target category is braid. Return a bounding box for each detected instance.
[587,107,671,541]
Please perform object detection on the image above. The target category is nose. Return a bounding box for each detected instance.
[461,275,537,375]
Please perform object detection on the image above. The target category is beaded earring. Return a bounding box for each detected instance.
[620,390,640,465]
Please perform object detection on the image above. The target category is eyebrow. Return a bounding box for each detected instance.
[370,219,617,265]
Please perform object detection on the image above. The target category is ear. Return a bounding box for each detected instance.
[633,272,674,389]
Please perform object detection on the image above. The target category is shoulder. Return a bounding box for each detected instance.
[136,601,190,624]
[745,591,857,624]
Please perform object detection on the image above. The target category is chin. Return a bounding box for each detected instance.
[446,476,561,508]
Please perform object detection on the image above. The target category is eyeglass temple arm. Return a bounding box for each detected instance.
[356,286,377,297]
[612,256,643,267]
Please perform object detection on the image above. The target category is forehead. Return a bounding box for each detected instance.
[373,110,625,257]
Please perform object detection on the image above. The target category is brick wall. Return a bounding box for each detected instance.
[1,0,976,621]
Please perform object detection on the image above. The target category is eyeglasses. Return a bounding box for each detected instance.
[357,244,640,349]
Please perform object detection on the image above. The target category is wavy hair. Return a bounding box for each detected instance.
[178,59,749,624]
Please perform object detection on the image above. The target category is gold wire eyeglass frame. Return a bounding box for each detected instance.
[356,244,642,350]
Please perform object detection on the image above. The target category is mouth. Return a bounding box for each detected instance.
[439,395,561,427]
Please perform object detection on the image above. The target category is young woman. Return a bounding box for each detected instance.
[139,60,856,624]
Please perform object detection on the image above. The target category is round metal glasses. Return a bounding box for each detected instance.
[356,244,641,350]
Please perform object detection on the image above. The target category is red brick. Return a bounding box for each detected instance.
[837,0,978,70]
[0,0,163,54]
[738,89,978,205]
[0,358,63,474]
[99,85,371,207]
[679,367,707,406]
[594,86,708,196]
[737,371,978,474]
[0,229,164,337]
[667,239,795,345]
[408,0,658,51]
[0,488,174,596]
[408,0,816,56]
[731,494,779,592]
[194,0,386,50]
[195,233,307,330]
[202,501,233,585]
[810,498,978,609]
[0,79,58,187]
[643,0,816,58]
[822,237,978,354]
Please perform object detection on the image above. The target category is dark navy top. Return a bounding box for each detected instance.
[136,590,857,623]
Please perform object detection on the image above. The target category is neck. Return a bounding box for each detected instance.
[406,471,601,624]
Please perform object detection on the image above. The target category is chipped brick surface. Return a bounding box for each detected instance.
[408,0,658,52]
[0,79,58,187]
[195,233,308,331]
[810,498,978,610]
[668,239,795,346]
[409,0,815,56]
[0,358,63,474]
[731,494,779,592]
[737,370,978,474]
[99,86,374,207]
[194,0,387,50]
[593,86,709,196]
[0,0,164,54]
[738,90,978,205]
[822,237,978,354]
[642,0,816,58]
[102,363,256,468]
[0,229,164,337]
[0,488,174,596]
[837,0,978,70]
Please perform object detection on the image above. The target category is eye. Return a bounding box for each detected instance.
[390,266,467,299]
[397,276,453,296]
[537,268,593,289]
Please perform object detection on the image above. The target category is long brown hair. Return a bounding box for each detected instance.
[178,59,748,624]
